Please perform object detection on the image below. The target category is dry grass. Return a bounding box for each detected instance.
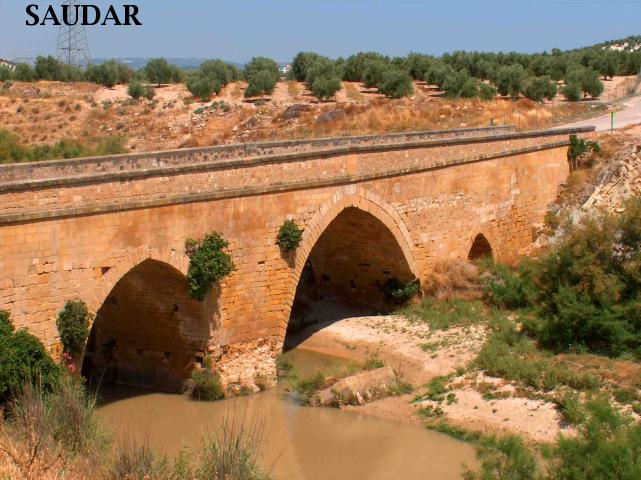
[422,260,482,301]
[286,81,300,99]
[231,82,244,100]
[343,82,364,102]
[251,97,589,142]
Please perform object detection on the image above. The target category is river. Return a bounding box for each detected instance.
[96,349,477,480]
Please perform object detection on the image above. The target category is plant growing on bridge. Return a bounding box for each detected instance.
[186,232,235,300]
[567,135,601,170]
[277,219,304,251]
[191,355,225,401]
[383,278,420,305]
[56,299,92,359]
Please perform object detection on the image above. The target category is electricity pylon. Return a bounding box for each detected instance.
[56,0,91,68]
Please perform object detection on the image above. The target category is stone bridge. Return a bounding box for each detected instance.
[0,125,593,392]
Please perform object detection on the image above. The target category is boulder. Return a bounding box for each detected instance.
[316,109,345,124]
[312,366,396,407]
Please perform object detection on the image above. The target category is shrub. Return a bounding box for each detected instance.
[186,73,217,100]
[186,232,235,300]
[545,396,641,479]
[382,278,420,305]
[494,64,527,97]
[562,83,582,102]
[523,76,557,102]
[310,75,342,101]
[464,435,539,480]
[143,57,174,86]
[483,262,535,309]
[196,415,271,480]
[127,80,145,99]
[56,299,92,358]
[519,198,641,356]
[294,372,326,404]
[0,311,60,404]
[276,219,303,251]
[478,83,497,101]
[47,375,103,453]
[378,69,414,98]
[442,70,479,99]
[144,85,156,100]
[422,259,482,301]
[567,135,601,170]
[191,368,225,401]
[244,57,280,98]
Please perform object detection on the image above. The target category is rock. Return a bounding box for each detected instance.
[316,109,345,124]
[282,104,310,121]
[311,366,396,407]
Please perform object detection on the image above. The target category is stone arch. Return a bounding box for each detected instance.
[80,248,212,392]
[82,247,190,319]
[468,233,494,261]
[279,187,418,337]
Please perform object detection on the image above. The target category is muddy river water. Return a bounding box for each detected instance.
[96,349,477,480]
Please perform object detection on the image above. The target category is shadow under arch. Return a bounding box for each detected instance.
[282,192,418,349]
[81,258,213,393]
[468,233,494,261]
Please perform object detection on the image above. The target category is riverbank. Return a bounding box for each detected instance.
[286,301,571,443]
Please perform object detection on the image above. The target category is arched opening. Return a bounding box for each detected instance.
[81,259,210,393]
[468,234,493,261]
[286,207,415,345]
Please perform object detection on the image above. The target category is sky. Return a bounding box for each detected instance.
[1,0,640,63]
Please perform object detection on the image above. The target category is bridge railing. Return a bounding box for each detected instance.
[0,126,515,184]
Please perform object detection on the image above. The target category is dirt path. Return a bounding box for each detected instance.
[289,305,571,443]
[562,91,641,132]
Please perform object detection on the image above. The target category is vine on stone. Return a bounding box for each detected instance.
[277,219,303,251]
[186,232,235,300]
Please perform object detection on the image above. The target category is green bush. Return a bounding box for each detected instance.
[0,310,60,404]
[310,75,342,101]
[127,80,145,99]
[464,435,538,480]
[56,299,92,358]
[244,57,280,98]
[483,262,535,309]
[442,70,479,99]
[562,83,582,102]
[186,232,235,300]
[276,219,303,251]
[517,198,641,356]
[546,396,641,479]
[567,135,601,170]
[186,73,217,100]
[382,278,420,305]
[467,397,641,480]
[378,69,414,98]
[191,368,225,401]
[478,83,497,101]
[523,75,557,102]
[294,372,326,404]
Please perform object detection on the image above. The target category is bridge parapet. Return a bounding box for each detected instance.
[0,126,594,225]
[0,125,517,184]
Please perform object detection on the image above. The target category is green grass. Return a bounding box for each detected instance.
[473,317,601,392]
[0,128,127,164]
[294,372,326,404]
[399,298,500,331]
